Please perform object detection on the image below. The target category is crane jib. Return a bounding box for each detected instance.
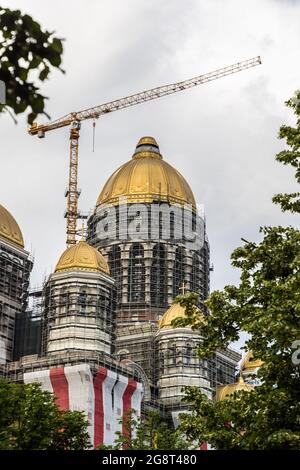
[27,55,261,245]
[29,56,261,136]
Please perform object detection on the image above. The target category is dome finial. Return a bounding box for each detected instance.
[137,136,159,148]
[178,281,188,295]
[133,136,162,160]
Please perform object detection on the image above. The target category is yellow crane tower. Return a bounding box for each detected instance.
[29,56,261,246]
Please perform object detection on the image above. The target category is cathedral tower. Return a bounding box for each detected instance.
[88,137,210,326]
[87,137,210,388]
[156,302,212,411]
[43,240,116,356]
[0,204,32,363]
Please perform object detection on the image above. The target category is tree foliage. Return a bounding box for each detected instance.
[99,410,193,450]
[173,93,300,450]
[272,90,300,213]
[0,5,64,123]
[0,381,90,450]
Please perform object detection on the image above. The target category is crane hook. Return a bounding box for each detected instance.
[92,120,96,153]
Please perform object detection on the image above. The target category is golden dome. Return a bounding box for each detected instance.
[0,203,24,248]
[216,375,254,401]
[55,240,109,274]
[158,302,204,329]
[241,351,263,371]
[158,303,187,329]
[96,137,196,209]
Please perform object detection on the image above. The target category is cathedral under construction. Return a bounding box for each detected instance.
[0,136,243,448]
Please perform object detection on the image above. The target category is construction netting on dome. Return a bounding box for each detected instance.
[0,240,33,363]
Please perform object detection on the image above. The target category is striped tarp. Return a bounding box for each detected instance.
[24,364,143,448]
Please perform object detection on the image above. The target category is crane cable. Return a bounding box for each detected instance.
[92,120,96,152]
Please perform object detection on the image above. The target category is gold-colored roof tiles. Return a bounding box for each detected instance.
[55,240,109,274]
[0,203,24,248]
[216,375,254,401]
[158,301,205,329]
[241,351,264,371]
[158,303,187,329]
[96,137,196,209]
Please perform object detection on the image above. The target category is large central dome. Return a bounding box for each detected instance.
[96,137,196,209]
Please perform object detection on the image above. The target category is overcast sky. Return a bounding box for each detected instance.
[1,0,299,296]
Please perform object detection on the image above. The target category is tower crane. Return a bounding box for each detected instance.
[29,56,261,246]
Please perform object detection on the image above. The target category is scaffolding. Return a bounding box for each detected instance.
[1,200,241,420]
[87,202,210,324]
[0,238,33,363]
[86,200,239,413]
[31,268,115,357]
[13,287,42,359]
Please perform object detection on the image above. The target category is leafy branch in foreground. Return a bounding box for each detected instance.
[0,5,64,123]
[172,93,300,450]
[99,410,193,450]
[0,380,90,450]
[272,90,300,213]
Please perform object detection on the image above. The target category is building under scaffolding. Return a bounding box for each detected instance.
[3,240,145,448]
[87,137,240,409]
[0,204,33,364]
[0,137,241,447]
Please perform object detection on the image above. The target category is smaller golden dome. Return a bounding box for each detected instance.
[0,203,24,248]
[158,303,187,329]
[158,302,204,329]
[216,375,254,401]
[241,351,263,371]
[55,240,109,274]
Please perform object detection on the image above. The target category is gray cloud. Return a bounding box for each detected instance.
[1,0,299,303]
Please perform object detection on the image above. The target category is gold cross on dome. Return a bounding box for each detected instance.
[179,281,187,295]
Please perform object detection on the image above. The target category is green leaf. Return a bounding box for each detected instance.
[174,93,300,450]
[39,66,50,81]
[51,38,63,54]
[0,5,64,122]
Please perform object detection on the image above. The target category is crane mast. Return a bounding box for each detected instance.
[29,56,261,246]
[66,121,81,244]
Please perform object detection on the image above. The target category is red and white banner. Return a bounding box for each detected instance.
[24,364,143,448]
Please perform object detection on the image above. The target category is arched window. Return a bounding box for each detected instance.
[168,343,177,365]
[183,343,193,365]
[170,212,175,240]
[201,240,210,300]
[173,247,185,298]
[59,287,70,314]
[191,252,201,294]
[116,349,130,361]
[159,211,163,240]
[150,244,167,307]
[128,244,145,302]
[159,351,165,373]
[78,288,88,313]
[108,245,122,304]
